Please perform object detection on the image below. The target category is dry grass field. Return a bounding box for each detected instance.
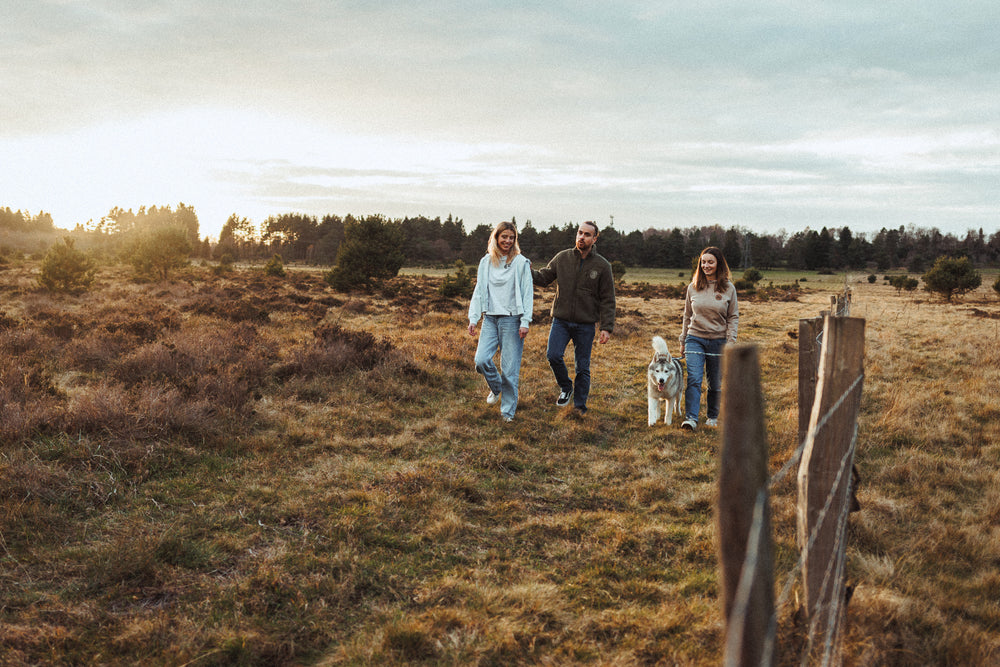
[1,261,999,665]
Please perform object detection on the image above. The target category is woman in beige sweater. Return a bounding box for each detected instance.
[678,246,739,431]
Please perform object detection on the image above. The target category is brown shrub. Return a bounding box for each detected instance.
[0,310,20,330]
[32,310,83,340]
[108,322,275,413]
[59,382,217,440]
[187,296,270,323]
[64,330,142,371]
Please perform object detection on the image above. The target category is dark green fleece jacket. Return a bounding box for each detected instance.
[532,247,616,332]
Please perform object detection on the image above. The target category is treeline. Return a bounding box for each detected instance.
[0,208,55,234]
[212,213,1000,272]
[4,204,1000,271]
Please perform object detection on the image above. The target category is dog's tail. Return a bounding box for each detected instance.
[652,335,669,357]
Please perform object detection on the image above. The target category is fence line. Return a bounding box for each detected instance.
[717,287,863,666]
[727,370,861,667]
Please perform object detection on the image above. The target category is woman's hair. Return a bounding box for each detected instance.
[487,221,521,267]
[693,246,731,292]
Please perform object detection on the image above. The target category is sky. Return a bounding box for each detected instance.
[2,1,998,241]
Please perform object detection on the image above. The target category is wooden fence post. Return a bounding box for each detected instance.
[798,317,824,446]
[796,316,865,663]
[718,344,775,667]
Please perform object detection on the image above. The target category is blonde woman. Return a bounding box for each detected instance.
[678,246,739,430]
[467,222,533,422]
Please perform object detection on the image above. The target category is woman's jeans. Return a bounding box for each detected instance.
[684,335,725,424]
[474,315,524,419]
[546,317,596,411]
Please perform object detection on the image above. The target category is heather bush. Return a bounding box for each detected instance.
[110,322,275,412]
[64,329,143,371]
[0,356,62,443]
[277,323,394,379]
[188,296,270,323]
[60,382,216,440]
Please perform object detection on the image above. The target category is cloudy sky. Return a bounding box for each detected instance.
[2,1,998,240]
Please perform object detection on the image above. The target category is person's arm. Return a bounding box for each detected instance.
[467,258,487,334]
[532,252,558,287]
[678,285,693,356]
[518,257,533,332]
[726,286,739,344]
[597,263,616,343]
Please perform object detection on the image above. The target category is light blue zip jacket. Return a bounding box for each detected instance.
[468,254,533,330]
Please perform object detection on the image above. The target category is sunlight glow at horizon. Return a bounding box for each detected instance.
[3,108,533,239]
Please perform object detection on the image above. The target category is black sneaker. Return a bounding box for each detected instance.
[556,390,572,407]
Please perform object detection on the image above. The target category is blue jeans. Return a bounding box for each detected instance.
[475,315,525,419]
[684,336,725,423]
[546,317,596,411]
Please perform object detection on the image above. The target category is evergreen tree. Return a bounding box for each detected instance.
[325,215,406,290]
[922,256,981,302]
[37,237,97,293]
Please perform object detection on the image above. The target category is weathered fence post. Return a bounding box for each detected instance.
[717,344,775,667]
[798,317,824,446]
[796,315,865,664]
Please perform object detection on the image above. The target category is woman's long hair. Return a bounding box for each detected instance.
[487,221,521,267]
[693,246,731,293]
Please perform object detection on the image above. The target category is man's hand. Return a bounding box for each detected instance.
[598,330,611,344]
[468,324,476,336]
[519,327,529,340]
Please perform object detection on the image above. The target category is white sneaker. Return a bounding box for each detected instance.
[487,391,499,405]
[681,419,697,431]
[556,390,572,407]
[705,418,718,428]
[502,415,514,423]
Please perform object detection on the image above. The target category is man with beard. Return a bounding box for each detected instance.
[532,221,616,415]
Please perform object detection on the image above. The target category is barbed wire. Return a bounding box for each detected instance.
[728,365,863,666]
[770,373,864,489]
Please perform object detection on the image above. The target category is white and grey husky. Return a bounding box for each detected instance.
[647,335,684,426]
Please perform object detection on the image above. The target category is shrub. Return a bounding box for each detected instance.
[867,274,877,284]
[742,267,764,284]
[213,252,235,276]
[264,254,286,277]
[921,256,981,302]
[325,216,406,291]
[276,323,394,380]
[126,227,192,281]
[37,237,97,293]
[439,260,474,298]
[888,274,919,295]
[611,260,627,283]
[994,275,1000,298]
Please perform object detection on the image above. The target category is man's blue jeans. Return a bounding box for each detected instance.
[546,317,596,411]
[474,315,525,419]
[683,335,725,424]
